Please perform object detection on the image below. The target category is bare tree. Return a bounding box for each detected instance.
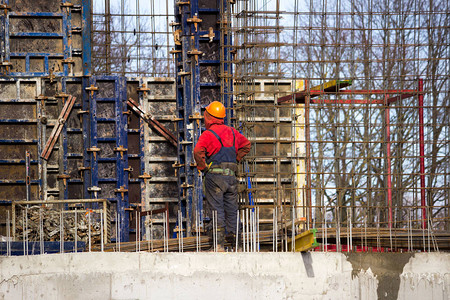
[279,0,449,230]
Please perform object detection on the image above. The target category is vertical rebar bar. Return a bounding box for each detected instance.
[100,210,104,252]
[408,208,412,252]
[336,206,340,252]
[163,213,167,252]
[7,211,10,256]
[181,210,184,252]
[349,208,353,252]
[212,210,216,252]
[138,211,141,252]
[74,208,77,253]
[257,206,260,252]
[376,208,380,250]
[88,211,91,252]
[291,204,295,252]
[346,208,350,253]
[274,207,278,252]
[150,211,153,252]
[364,211,367,252]
[135,211,138,252]
[25,207,28,255]
[236,211,240,252]
[195,210,199,252]
[117,211,120,252]
[60,209,63,254]
[178,210,182,253]
[324,206,327,252]
[116,212,120,252]
[246,208,249,252]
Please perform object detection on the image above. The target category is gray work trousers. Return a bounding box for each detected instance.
[204,172,238,234]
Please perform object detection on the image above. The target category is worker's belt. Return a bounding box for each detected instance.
[208,168,235,176]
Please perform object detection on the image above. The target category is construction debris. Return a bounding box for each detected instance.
[14,205,103,245]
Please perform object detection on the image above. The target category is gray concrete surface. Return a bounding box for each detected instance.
[0,252,448,300]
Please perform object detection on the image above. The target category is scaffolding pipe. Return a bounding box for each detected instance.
[418,78,427,229]
[385,95,393,228]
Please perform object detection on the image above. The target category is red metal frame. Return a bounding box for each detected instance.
[280,79,425,229]
[278,89,418,104]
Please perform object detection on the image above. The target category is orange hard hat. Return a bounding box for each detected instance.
[205,101,226,118]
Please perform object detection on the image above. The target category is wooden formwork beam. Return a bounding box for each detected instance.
[41,95,76,160]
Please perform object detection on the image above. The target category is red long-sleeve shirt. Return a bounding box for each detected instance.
[194,111,251,171]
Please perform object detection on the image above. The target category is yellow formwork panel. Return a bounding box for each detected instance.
[310,79,352,92]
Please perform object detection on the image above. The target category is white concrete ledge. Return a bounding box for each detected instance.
[0,252,448,300]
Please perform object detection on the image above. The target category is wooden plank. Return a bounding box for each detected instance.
[41,95,76,160]
[127,98,177,147]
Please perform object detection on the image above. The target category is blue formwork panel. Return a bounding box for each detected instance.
[0,241,86,255]
[0,78,43,202]
[86,75,130,243]
[0,0,90,77]
[62,77,86,201]
[0,75,130,246]
[0,77,88,202]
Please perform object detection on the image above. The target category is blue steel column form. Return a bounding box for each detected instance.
[175,0,193,235]
[81,0,92,76]
[88,76,99,198]
[177,0,202,237]
[222,0,233,125]
[182,2,194,235]
[172,9,180,233]
[37,80,43,200]
[82,77,91,200]
[89,76,129,242]
[175,0,232,236]
[117,76,129,242]
[62,0,70,76]
[190,0,203,235]
[138,77,146,240]
[0,2,4,62]
[62,77,86,201]
[4,0,8,66]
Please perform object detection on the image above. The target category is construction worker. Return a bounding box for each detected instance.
[194,101,251,251]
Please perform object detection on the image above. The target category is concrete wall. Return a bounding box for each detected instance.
[0,252,448,300]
